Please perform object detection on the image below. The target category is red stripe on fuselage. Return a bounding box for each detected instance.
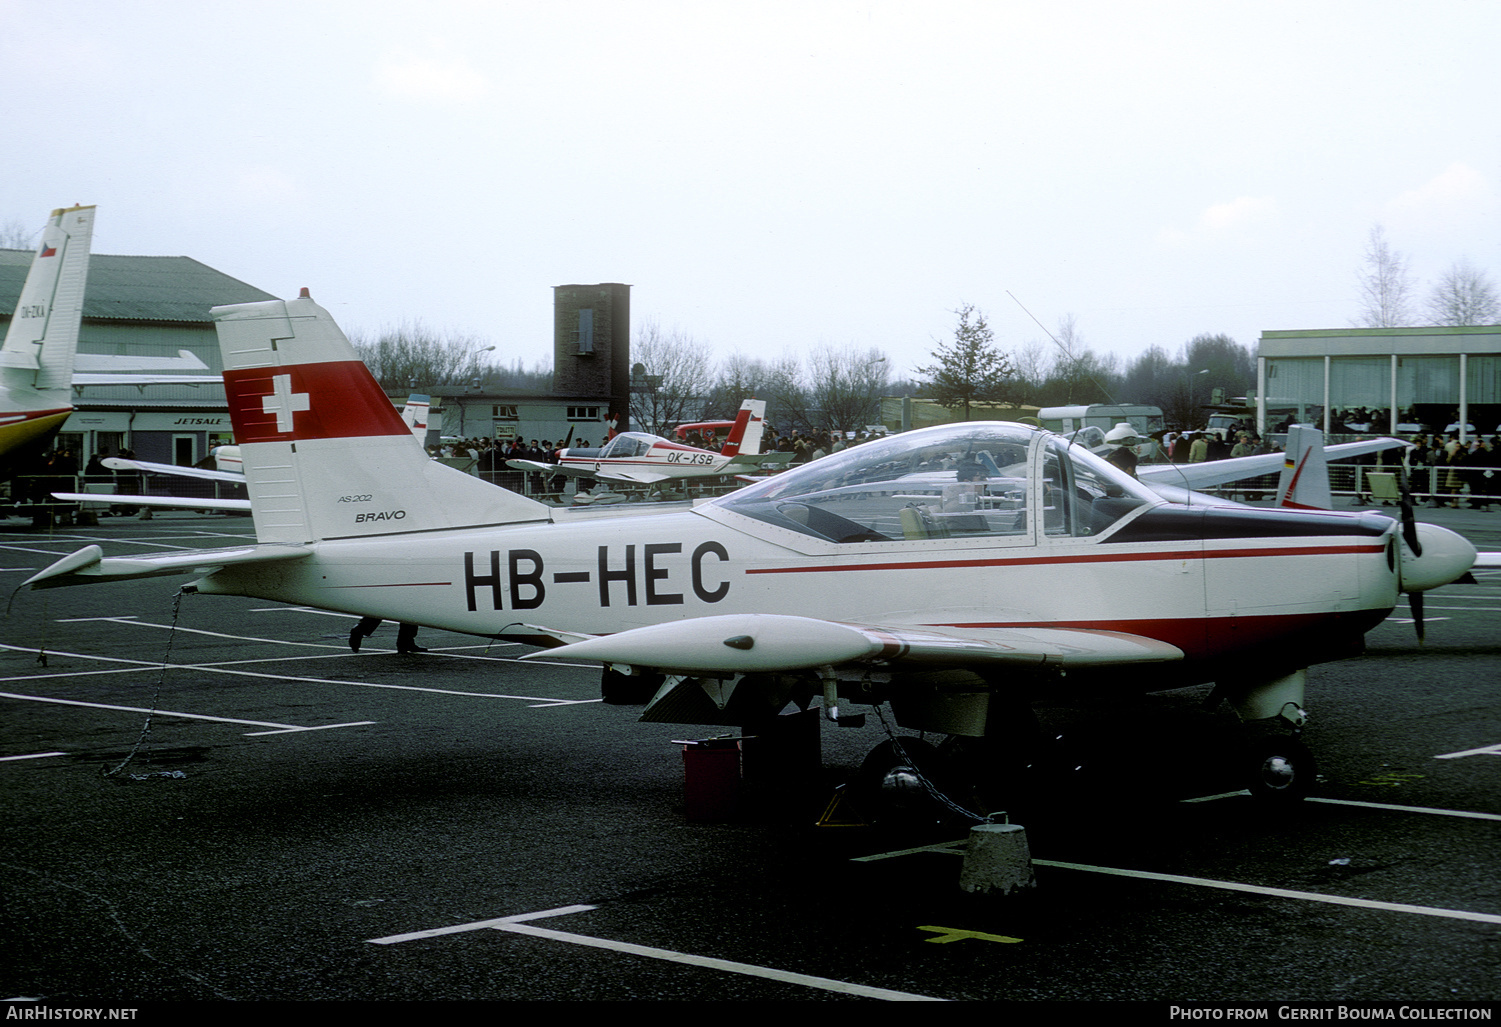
[225,362,411,443]
[743,542,1387,575]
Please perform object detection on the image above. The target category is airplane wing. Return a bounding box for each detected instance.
[23,542,311,590]
[1138,437,1406,492]
[592,468,673,484]
[725,452,794,470]
[525,613,1183,674]
[506,459,594,477]
[507,459,679,485]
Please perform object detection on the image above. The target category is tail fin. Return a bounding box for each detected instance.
[213,290,550,544]
[719,399,767,457]
[400,393,431,443]
[1276,424,1332,510]
[1,205,95,392]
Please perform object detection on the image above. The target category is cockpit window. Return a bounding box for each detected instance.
[601,433,653,459]
[714,422,1158,544]
[1041,437,1158,537]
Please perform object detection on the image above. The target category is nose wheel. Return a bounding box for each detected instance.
[1245,736,1316,802]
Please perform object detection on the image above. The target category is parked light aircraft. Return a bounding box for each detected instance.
[25,291,1491,815]
[1,206,96,480]
[506,399,793,487]
[2,205,219,483]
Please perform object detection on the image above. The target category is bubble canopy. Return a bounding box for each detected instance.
[712,421,1162,544]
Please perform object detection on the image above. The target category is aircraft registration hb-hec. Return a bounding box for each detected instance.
[25,289,1493,814]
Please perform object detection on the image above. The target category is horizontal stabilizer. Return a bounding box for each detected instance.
[25,542,311,590]
[51,492,251,512]
[103,457,245,483]
[1140,436,1406,495]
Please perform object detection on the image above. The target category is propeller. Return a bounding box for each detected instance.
[1398,461,1425,642]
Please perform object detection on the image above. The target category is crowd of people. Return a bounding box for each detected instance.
[1408,432,1501,509]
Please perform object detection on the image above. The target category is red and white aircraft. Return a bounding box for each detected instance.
[25,290,1491,812]
[506,399,792,486]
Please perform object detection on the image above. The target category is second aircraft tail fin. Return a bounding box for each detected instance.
[719,399,767,457]
[1276,424,1333,511]
[0,205,95,393]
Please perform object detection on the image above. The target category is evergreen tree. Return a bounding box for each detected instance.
[915,305,1014,420]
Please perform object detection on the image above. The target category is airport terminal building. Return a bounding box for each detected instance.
[1257,324,1501,440]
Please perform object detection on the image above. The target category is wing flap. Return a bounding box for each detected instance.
[527,613,1182,674]
[24,543,312,589]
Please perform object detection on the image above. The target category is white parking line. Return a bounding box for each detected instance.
[1032,859,1501,925]
[1307,796,1501,821]
[369,904,945,1001]
[1435,742,1501,759]
[0,689,372,734]
[1182,790,1501,820]
[0,643,595,705]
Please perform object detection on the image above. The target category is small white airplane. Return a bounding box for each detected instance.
[1,205,95,480]
[25,289,1492,818]
[506,399,793,487]
[2,205,219,483]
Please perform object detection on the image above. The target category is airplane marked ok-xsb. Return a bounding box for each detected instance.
[505,398,791,486]
[26,290,1491,808]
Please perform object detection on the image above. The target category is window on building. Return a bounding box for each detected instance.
[576,308,594,355]
[567,406,600,421]
[492,405,519,420]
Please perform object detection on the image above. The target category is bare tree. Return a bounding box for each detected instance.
[1009,338,1051,400]
[702,353,773,420]
[1426,258,1501,326]
[763,353,816,433]
[806,343,890,432]
[1,217,34,249]
[351,320,502,392]
[628,318,714,434]
[1353,224,1416,328]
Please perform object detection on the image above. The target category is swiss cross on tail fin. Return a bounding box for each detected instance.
[224,362,409,443]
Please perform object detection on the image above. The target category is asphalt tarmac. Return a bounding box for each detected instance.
[1,502,1497,1008]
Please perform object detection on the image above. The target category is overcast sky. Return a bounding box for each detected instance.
[4,0,1497,380]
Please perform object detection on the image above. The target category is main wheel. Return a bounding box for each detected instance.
[854,737,959,829]
[1245,737,1316,802]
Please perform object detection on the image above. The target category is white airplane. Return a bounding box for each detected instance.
[506,398,793,487]
[1,205,95,480]
[24,290,1492,816]
[2,205,220,484]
